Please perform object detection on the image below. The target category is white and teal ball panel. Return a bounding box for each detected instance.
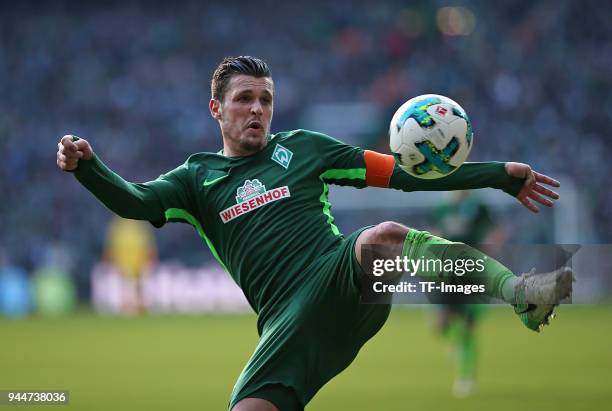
[389,94,473,179]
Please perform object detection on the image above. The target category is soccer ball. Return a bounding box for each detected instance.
[389,94,473,179]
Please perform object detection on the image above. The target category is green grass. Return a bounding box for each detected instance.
[1,305,611,410]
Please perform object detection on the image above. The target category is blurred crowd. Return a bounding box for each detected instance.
[1,0,610,300]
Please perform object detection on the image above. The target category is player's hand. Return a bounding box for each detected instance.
[57,135,94,171]
[505,162,560,213]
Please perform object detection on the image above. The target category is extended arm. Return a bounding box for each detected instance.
[57,135,190,225]
[73,154,166,223]
[389,161,522,195]
[306,130,559,213]
[364,150,560,213]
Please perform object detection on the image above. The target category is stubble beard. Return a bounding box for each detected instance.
[239,132,267,154]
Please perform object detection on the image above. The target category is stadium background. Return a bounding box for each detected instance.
[1,1,611,410]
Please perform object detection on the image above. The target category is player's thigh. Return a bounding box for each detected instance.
[232,397,278,411]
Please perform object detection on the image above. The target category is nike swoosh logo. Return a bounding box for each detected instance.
[202,174,228,187]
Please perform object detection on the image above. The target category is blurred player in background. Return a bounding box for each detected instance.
[431,191,508,397]
[105,216,157,314]
[56,56,571,411]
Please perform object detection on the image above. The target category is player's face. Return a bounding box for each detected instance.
[211,75,274,156]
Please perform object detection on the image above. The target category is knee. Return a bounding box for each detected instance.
[232,398,279,411]
[355,222,410,264]
[370,221,409,245]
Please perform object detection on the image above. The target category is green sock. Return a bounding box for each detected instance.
[500,276,519,303]
[457,322,476,380]
[402,229,517,303]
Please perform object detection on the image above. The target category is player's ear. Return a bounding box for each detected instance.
[209,99,222,120]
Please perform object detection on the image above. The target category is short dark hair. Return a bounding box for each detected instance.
[211,56,272,101]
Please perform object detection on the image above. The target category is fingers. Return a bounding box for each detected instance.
[518,179,557,213]
[73,137,93,160]
[60,135,78,152]
[520,196,540,213]
[57,152,83,162]
[57,134,87,171]
[74,139,89,151]
[528,191,553,207]
[534,171,560,188]
[517,169,540,213]
[533,183,559,200]
[525,169,536,187]
[57,151,82,170]
[508,164,561,213]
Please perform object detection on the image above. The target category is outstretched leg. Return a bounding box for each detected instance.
[355,222,573,332]
[355,222,515,301]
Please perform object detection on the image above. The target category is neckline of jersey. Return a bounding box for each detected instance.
[217,133,278,162]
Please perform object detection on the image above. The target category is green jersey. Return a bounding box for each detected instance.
[74,129,521,322]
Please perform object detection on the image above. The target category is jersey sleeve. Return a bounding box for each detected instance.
[309,131,369,188]
[361,149,524,196]
[388,161,525,196]
[74,154,194,227]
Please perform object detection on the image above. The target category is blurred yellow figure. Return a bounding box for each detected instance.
[105,216,157,313]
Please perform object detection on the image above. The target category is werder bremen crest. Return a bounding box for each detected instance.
[236,179,266,203]
[271,144,293,169]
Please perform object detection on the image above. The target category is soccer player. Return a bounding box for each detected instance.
[56,56,572,411]
[430,191,505,397]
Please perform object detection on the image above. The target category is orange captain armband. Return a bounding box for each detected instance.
[364,150,396,188]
